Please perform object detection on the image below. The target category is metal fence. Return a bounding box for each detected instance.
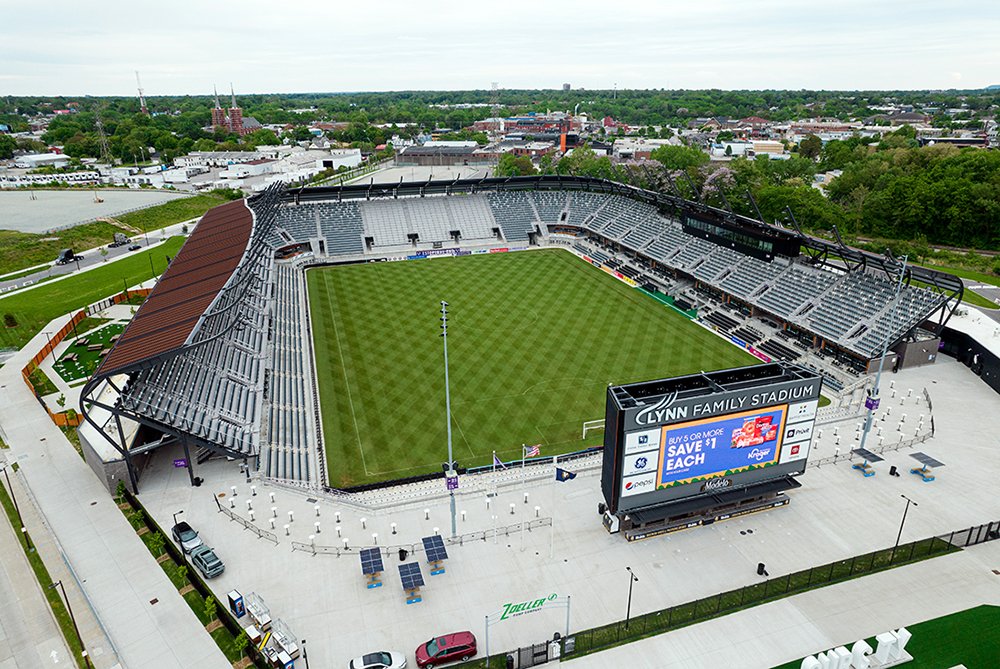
[940,519,1000,548]
[807,424,934,470]
[454,534,958,668]
[214,497,279,544]
[291,517,552,557]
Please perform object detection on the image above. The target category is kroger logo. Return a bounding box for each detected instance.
[748,447,772,462]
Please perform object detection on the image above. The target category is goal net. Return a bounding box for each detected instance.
[581,419,605,440]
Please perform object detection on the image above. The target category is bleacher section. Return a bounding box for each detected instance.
[532,191,569,223]
[360,196,497,247]
[487,191,536,241]
[757,266,838,318]
[261,264,312,481]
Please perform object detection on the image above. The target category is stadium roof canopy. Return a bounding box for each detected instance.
[97,199,253,375]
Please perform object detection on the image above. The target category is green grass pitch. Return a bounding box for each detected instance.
[308,248,757,487]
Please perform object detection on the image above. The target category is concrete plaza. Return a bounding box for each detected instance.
[132,356,1000,668]
[0,189,191,233]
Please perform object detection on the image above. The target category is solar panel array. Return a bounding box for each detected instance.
[360,548,384,575]
[852,448,884,463]
[911,452,945,468]
[398,562,424,590]
[422,535,449,562]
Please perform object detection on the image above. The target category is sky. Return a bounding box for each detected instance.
[2,0,998,96]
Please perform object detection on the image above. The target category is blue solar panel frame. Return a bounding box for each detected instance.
[422,535,449,562]
[360,548,384,575]
[399,562,424,590]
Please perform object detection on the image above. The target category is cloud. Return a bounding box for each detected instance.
[1,0,998,94]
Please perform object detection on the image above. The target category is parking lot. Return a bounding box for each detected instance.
[134,356,1000,668]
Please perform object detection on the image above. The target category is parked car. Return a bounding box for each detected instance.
[349,650,406,669]
[415,632,477,667]
[190,544,225,578]
[55,249,82,265]
[128,244,142,251]
[170,521,203,554]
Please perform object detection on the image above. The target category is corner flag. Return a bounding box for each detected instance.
[493,452,507,470]
[555,467,577,482]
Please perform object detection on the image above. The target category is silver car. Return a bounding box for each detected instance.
[349,651,407,669]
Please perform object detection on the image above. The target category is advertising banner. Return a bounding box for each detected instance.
[657,405,788,488]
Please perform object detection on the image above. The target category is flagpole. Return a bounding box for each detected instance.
[550,454,557,559]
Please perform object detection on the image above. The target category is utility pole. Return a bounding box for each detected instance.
[51,580,90,668]
[441,301,457,538]
[894,494,918,553]
[857,255,908,456]
[625,566,639,629]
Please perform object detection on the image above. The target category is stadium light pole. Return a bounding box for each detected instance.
[857,255,907,458]
[625,566,639,630]
[441,301,457,539]
[50,580,91,668]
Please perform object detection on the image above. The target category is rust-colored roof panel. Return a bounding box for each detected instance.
[98,200,254,374]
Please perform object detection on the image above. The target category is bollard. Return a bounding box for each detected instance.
[336,526,342,538]
[315,521,321,534]
[231,486,237,497]
[288,510,294,523]
[535,505,540,518]
[433,527,440,536]
[523,492,529,504]
[249,510,255,522]
[269,518,275,530]
[509,503,516,515]
[309,534,315,546]
[835,436,841,446]
[818,429,823,440]
[901,413,907,423]
[486,498,491,509]
[343,538,349,550]
[251,486,257,496]
[879,436,884,446]
[272,506,277,518]
[907,388,913,397]
[284,524,290,536]
[229,498,235,509]
[361,517,367,529]
[833,427,839,436]
[315,505,321,517]
[424,508,430,520]
[372,533,378,546]
[246,499,253,511]
[461,510,467,522]
[391,522,397,535]
[335,511,341,524]
[269,492,275,504]
[890,380,895,389]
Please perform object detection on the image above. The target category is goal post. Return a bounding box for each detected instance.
[582,419,605,440]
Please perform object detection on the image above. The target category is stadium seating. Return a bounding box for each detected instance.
[487,191,537,241]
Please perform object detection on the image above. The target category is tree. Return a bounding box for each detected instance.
[148,531,165,557]
[496,153,536,177]
[176,564,188,584]
[56,394,66,409]
[234,633,249,661]
[650,144,709,170]
[798,134,822,160]
[0,134,16,159]
[204,595,217,623]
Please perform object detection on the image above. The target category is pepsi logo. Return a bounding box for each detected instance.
[625,481,635,490]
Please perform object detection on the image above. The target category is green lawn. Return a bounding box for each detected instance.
[914,262,1000,308]
[0,193,224,277]
[0,237,185,350]
[52,323,126,382]
[772,605,1000,669]
[309,249,756,487]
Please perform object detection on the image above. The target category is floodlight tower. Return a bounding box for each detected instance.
[489,82,502,174]
[135,71,149,115]
[440,301,457,538]
[857,255,908,455]
[94,107,113,165]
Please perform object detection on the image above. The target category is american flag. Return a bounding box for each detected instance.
[524,444,541,457]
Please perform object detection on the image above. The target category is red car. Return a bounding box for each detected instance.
[415,631,477,667]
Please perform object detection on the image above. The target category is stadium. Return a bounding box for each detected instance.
[78,174,963,495]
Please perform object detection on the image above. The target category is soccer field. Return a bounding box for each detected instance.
[308,248,756,487]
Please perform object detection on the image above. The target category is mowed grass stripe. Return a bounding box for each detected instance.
[308,249,756,487]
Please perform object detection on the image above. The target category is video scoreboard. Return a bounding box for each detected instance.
[602,363,822,515]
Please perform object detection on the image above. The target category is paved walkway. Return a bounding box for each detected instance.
[0,471,71,669]
[566,539,1000,668]
[0,322,229,669]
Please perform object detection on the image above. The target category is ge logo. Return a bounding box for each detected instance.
[638,435,648,444]
[635,457,648,469]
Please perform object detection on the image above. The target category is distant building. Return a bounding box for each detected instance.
[397,145,490,166]
[613,137,678,160]
[211,85,261,136]
[562,83,571,91]
[14,153,70,169]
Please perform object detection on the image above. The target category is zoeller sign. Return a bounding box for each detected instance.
[500,593,558,621]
